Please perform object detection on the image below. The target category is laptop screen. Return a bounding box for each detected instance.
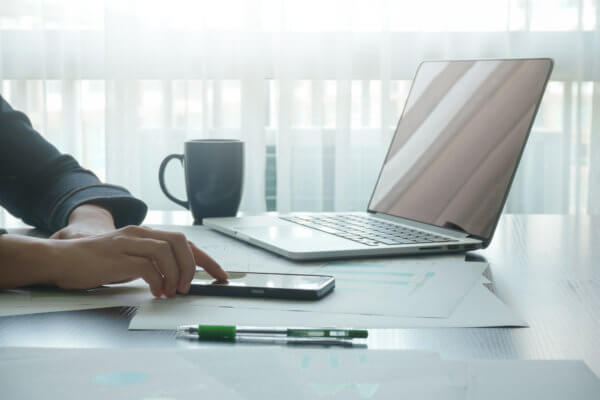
[368,59,553,241]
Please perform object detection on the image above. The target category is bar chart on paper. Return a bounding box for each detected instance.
[323,263,436,292]
[304,259,486,317]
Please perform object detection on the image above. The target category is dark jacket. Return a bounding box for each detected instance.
[0,95,147,233]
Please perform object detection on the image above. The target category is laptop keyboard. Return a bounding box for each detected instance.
[279,214,453,247]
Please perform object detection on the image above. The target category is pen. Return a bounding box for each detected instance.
[176,325,368,341]
[179,335,364,347]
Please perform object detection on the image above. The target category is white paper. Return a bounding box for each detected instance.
[3,348,599,400]
[0,348,244,400]
[0,303,114,317]
[0,280,154,317]
[129,282,526,330]
[127,257,487,325]
[0,348,461,400]
[309,259,488,317]
[179,348,464,400]
[466,360,600,400]
[163,226,484,318]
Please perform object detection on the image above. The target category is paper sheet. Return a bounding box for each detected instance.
[466,360,600,400]
[2,347,599,400]
[0,280,154,317]
[179,348,465,400]
[127,258,485,322]
[0,303,116,317]
[0,347,244,400]
[129,280,526,330]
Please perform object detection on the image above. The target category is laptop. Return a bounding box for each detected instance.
[205,58,554,260]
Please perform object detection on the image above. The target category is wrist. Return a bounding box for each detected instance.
[38,239,68,286]
[68,204,115,229]
[0,235,63,288]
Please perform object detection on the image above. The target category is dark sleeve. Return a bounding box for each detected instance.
[0,95,147,233]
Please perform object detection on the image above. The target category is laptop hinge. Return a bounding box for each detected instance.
[371,212,471,239]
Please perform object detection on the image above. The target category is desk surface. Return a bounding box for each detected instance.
[1,214,599,374]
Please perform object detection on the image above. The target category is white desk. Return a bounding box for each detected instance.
[1,213,599,375]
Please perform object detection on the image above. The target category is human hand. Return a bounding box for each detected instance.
[48,225,228,297]
[51,204,116,239]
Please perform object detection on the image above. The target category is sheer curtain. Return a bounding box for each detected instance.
[1,0,599,228]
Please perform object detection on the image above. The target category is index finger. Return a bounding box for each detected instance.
[122,226,196,294]
[189,242,228,281]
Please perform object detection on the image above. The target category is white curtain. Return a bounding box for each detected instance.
[1,0,599,228]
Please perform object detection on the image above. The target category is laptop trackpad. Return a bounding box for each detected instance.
[236,225,358,251]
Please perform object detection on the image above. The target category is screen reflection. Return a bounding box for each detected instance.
[192,271,327,290]
[369,59,552,240]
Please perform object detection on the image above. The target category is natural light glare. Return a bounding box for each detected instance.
[0,0,103,29]
[351,81,381,128]
[138,81,164,129]
[530,0,579,31]
[508,0,527,31]
[323,81,337,128]
[389,0,509,31]
[0,0,598,217]
[291,81,312,127]
[218,80,241,129]
[583,0,598,30]
[0,0,596,31]
[534,82,564,133]
[132,0,245,30]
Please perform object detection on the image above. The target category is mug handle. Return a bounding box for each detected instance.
[158,154,189,209]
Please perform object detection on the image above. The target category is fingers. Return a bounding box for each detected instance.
[121,226,196,294]
[116,225,226,294]
[119,236,180,297]
[189,242,228,281]
[137,228,196,293]
[126,256,164,297]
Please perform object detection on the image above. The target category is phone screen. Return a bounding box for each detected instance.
[191,271,331,291]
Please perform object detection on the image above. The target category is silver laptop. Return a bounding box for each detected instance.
[205,58,554,260]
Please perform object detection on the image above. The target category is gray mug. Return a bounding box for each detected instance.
[159,139,244,224]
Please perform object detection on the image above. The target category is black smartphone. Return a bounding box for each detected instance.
[189,271,335,300]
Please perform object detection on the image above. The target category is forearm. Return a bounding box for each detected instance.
[1,205,123,289]
[1,96,147,232]
[0,234,58,289]
[0,225,227,295]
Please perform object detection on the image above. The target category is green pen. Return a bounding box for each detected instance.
[176,325,368,341]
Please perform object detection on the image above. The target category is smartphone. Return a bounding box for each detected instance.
[189,271,335,300]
